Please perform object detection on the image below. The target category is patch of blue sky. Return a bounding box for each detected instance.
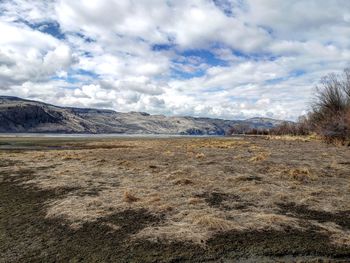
[264,77,288,85]
[75,69,98,78]
[51,74,82,84]
[81,51,94,58]
[170,68,206,79]
[151,44,174,51]
[51,69,98,84]
[265,70,306,85]
[51,75,78,84]
[212,0,247,17]
[290,69,306,77]
[23,20,65,40]
[212,0,233,16]
[168,49,228,79]
[179,49,228,66]
[233,49,280,61]
[201,86,226,93]
[75,32,95,43]
[211,42,279,62]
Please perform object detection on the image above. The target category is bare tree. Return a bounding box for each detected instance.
[309,68,350,143]
[343,68,350,101]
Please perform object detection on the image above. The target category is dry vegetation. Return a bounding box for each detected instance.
[1,136,350,262]
[230,68,350,147]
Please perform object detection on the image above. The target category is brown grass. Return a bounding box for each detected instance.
[288,167,314,182]
[187,197,202,204]
[195,152,205,159]
[3,136,350,247]
[124,191,140,203]
[174,178,194,185]
[266,134,320,142]
[194,215,235,231]
[249,152,270,162]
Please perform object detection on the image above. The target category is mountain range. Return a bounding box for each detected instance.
[0,96,286,135]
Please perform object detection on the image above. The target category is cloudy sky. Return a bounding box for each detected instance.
[1,0,350,120]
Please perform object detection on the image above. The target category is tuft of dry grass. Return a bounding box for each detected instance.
[164,150,173,156]
[268,165,316,183]
[102,222,121,232]
[288,167,314,182]
[195,215,234,231]
[188,139,249,150]
[158,204,174,212]
[147,196,161,203]
[174,178,194,185]
[195,153,205,159]
[188,197,202,204]
[249,152,270,162]
[266,134,321,142]
[329,157,342,171]
[330,138,348,147]
[124,191,140,203]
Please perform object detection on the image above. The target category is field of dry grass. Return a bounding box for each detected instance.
[1,136,350,262]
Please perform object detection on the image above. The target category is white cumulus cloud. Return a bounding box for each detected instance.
[1,0,350,120]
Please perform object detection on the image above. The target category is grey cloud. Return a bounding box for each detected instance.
[118,81,165,96]
[148,97,165,107]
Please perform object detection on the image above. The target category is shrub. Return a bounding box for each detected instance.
[309,69,350,144]
[228,123,250,135]
[269,119,311,136]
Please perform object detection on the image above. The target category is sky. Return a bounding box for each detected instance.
[1,0,350,120]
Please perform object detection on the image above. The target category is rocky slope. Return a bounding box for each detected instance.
[0,96,285,134]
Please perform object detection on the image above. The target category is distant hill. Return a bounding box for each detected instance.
[0,96,286,134]
[245,117,291,128]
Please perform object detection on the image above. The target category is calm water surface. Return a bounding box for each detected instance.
[0,133,224,139]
